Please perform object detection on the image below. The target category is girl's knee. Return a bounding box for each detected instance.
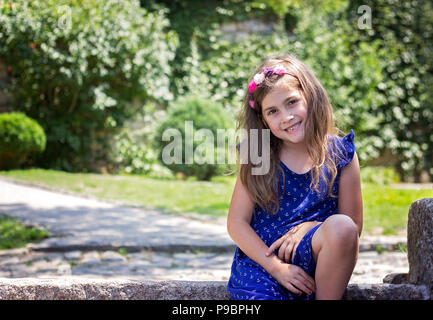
[322,214,358,249]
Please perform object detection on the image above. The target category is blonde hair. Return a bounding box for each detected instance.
[236,54,342,214]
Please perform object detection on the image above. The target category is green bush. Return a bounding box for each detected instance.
[360,166,400,185]
[111,127,173,179]
[154,95,232,180]
[0,0,178,172]
[0,112,46,170]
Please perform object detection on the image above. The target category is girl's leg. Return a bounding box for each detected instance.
[311,214,359,300]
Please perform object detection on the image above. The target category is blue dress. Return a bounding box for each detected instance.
[227,130,356,300]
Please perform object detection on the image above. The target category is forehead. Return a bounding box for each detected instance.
[261,85,301,109]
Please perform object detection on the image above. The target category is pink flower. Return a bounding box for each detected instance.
[249,100,255,108]
[253,73,265,85]
[273,64,287,75]
[248,80,257,93]
[274,68,286,75]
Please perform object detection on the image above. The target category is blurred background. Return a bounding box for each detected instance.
[0,0,432,241]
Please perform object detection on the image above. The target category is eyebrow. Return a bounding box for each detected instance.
[262,95,298,112]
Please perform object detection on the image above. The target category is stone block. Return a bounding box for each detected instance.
[383,273,408,284]
[0,278,430,300]
[407,198,433,287]
[343,283,430,300]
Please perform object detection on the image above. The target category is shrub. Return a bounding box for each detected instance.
[154,95,232,180]
[0,112,46,170]
[0,0,178,172]
[360,166,400,185]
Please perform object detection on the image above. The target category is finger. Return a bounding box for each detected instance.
[292,278,313,295]
[291,265,315,290]
[297,271,316,291]
[291,242,299,263]
[296,275,315,293]
[265,238,283,256]
[284,282,303,296]
[284,242,295,263]
[278,241,289,260]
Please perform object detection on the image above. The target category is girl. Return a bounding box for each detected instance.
[226,54,363,300]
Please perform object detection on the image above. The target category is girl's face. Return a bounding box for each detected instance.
[261,85,308,147]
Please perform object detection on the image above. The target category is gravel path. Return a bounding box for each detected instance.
[0,246,408,284]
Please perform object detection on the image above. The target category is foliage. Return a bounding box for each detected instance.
[0,0,177,172]
[150,0,432,181]
[154,95,232,180]
[141,0,277,100]
[0,215,49,250]
[0,112,46,170]
[345,0,433,181]
[360,166,400,185]
[110,107,173,178]
[111,129,159,175]
[1,0,431,181]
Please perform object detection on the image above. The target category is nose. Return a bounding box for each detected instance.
[281,113,294,124]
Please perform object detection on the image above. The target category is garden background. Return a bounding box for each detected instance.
[0,0,432,248]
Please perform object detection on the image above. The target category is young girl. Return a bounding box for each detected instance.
[226,54,363,300]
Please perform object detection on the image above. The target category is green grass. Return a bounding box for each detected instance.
[0,168,432,236]
[361,184,432,235]
[0,215,49,250]
[0,169,235,217]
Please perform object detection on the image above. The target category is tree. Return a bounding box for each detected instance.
[0,0,178,172]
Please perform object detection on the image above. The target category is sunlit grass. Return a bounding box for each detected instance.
[0,169,235,217]
[0,215,49,250]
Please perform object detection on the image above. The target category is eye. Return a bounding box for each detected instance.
[267,109,277,115]
[288,99,298,106]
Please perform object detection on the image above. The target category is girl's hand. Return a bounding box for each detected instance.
[271,260,316,295]
[265,221,321,263]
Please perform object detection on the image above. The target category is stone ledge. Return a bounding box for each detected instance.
[0,278,430,300]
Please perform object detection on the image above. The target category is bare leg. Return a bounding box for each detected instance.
[311,214,359,300]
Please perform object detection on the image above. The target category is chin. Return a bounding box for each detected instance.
[280,129,305,144]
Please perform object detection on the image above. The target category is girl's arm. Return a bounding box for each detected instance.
[338,151,363,236]
[227,174,281,273]
[227,174,315,295]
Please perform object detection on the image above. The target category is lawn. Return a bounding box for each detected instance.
[0,168,432,236]
[0,169,235,217]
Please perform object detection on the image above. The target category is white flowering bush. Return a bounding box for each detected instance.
[0,0,178,172]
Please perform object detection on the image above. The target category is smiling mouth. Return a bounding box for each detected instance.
[284,121,301,133]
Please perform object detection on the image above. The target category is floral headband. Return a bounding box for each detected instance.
[248,65,289,109]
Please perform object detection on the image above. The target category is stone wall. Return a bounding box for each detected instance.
[219,19,276,42]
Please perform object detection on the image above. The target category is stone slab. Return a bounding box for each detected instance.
[0,278,430,300]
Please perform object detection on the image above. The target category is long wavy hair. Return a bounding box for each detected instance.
[236,54,343,214]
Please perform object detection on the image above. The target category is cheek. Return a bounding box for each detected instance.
[268,121,283,136]
[298,105,308,119]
